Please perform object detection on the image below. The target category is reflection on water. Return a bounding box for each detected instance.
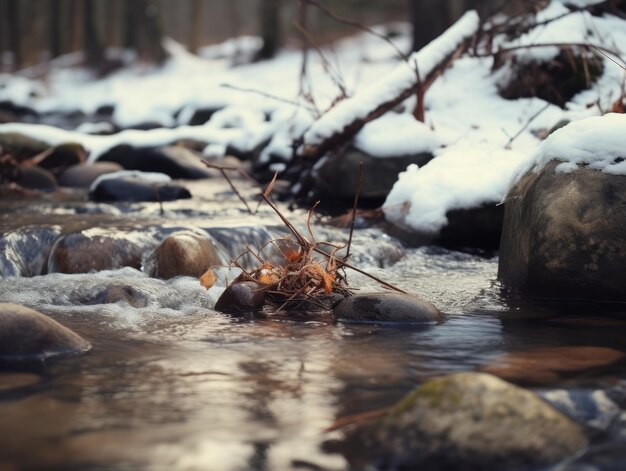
[1,187,626,470]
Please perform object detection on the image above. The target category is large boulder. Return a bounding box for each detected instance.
[144,231,222,279]
[334,292,443,324]
[98,145,214,179]
[314,147,434,207]
[373,372,587,470]
[0,304,90,362]
[499,161,626,302]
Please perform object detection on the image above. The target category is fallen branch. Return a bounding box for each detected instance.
[298,11,479,161]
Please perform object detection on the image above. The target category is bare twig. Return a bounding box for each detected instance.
[313,247,406,294]
[505,102,551,149]
[220,83,317,112]
[345,161,364,261]
[302,0,410,63]
[203,160,253,214]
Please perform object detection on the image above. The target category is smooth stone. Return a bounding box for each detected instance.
[89,176,191,202]
[499,160,626,302]
[0,304,91,362]
[482,346,625,385]
[374,372,588,470]
[58,162,123,188]
[15,166,57,192]
[48,231,155,274]
[98,145,214,179]
[145,231,222,279]
[334,292,443,324]
[215,281,266,314]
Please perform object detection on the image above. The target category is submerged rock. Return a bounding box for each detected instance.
[483,346,625,385]
[499,161,626,302]
[373,372,588,470]
[0,303,91,362]
[334,292,443,324]
[98,145,214,179]
[145,231,222,279]
[58,162,123,188]
[215,281,266,314]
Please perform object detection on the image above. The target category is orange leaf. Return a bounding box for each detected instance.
[200,268,217,289]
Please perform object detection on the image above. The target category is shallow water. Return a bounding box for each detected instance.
[1,181,626,470]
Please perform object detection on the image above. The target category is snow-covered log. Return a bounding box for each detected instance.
[299,10,480,160]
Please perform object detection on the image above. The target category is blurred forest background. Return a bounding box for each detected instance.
[0,0,499,73]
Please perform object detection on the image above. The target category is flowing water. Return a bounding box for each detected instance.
[1,178,626,471]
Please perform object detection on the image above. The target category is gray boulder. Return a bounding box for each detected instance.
[499,161,626,301]
[334,292,443,324]
[374,372,588,470]
[0,303,90,362]
[315,147,433,203]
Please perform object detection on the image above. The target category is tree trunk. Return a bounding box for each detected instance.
[83,0,104,65]
[6,0,21,69]
[189,0,203,53]
[410,0,451,51]
[140,0,168,63]
[49,0,61,59]
[256,0,282,60]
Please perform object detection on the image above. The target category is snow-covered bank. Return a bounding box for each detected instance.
[1,0,625,235]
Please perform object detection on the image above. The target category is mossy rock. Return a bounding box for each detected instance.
[374,372,588,470]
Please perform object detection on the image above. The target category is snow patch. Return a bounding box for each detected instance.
[511,113,626,183]
[384,144,529,234]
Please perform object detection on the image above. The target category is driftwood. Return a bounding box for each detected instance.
[298,11,479,161]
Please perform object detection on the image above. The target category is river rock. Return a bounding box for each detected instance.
[0,132,48,161]
[48,231,156,274]
[144,231,222,279]
[334,293,443,324]
[58,162,123,188]
[37,143,87,176]
[482,346,625,385]
[498,161,626,302]
[215,281,266,314]
[89,175,191,202]
[98,145,214,179]
[314,148,434,206]
[0,303,91,362]
[15,166,57,192]
[88,285,148,308]
[373,372,588,470]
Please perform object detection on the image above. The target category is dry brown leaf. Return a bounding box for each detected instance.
[200,268,217,289]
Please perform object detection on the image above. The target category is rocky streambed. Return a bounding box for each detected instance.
[1,174,626,471]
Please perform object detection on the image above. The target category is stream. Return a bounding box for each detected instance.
[1,178,626,471]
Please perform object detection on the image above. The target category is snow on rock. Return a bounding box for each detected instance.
[89,170,171,192]
[512,113,626,182]
[354,112,440,157]
[301,10,480,149]
[0,122,243,163]
[384,144,529,234]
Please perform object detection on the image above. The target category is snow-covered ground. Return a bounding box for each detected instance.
[0,0,625,234]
